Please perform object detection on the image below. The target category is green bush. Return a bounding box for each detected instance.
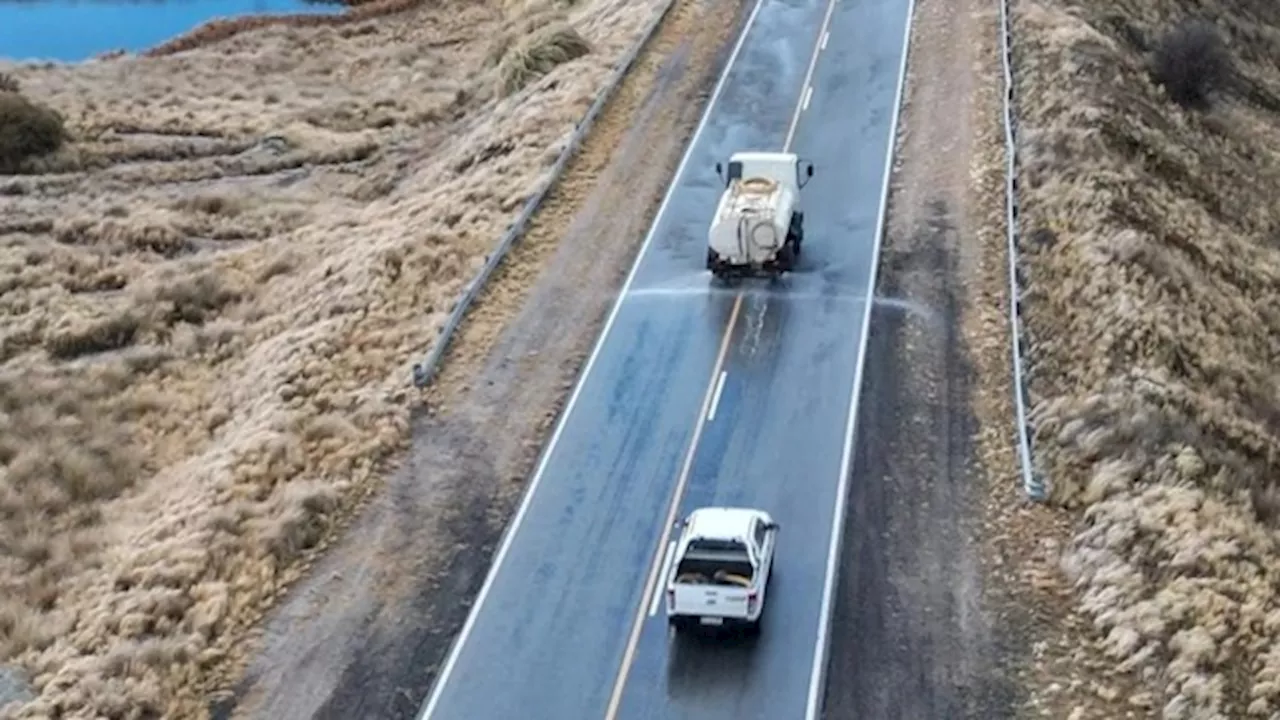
[0,91,67,172]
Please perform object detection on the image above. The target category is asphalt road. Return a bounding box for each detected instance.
[416,0,913,716]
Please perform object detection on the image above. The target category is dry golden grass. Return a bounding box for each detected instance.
[0,0,664,713]
[1015,0,1280,716]
[498,21,592,96]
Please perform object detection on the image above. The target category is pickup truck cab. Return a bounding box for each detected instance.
[664,506,778,634]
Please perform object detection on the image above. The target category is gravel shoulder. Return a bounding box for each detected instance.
[219,0,748,716]
[823,0,1040,716]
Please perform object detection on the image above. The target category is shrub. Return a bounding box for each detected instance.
[153,272,240,326]
[1150,20,1232,110]
[0,73,19,93]
[497,23,590,96]
[0,91,67,172]
[44,312,142,360]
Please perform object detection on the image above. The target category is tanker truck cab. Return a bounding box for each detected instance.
[707,151,815,280]
[664,507,779,635]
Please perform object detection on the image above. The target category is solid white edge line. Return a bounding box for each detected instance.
[802,0,917,717]
[415,0,770,716]
[802,85,814,111]
[821,31,829,49]
[648,540,678,617]
[707,370,728,421]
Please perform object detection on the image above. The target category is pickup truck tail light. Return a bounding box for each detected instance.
[667,588,675,605]
[747,590,758,612]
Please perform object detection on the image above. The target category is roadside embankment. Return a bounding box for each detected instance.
[0,0,670,714]
[1014,0,1280,716]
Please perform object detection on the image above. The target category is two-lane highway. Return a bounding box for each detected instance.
[602,2,912,717]
[416,0,913,715]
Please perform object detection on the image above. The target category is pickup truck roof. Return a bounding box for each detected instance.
[683,507,769,545]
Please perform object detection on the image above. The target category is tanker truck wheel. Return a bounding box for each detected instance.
[789,212,805,257]
[707,249,731,283]
[777,245,796,273]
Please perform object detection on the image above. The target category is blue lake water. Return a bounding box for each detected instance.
[0,0,347,63]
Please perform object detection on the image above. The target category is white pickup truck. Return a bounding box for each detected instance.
[664,506,778,634]
[706,151,815,280]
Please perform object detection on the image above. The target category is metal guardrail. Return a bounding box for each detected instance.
[411,0,682,389]
[997,0,1046,501]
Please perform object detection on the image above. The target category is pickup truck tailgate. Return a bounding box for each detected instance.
[670,584,752,621]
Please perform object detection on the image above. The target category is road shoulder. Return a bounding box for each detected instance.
[216,0,751,717]
[823,0,1035,716]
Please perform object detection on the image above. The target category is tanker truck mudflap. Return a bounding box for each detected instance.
[706,151,814,280]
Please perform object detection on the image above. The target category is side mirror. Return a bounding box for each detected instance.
[715,162,724,183]
[765,521,779,531]
[797,161,814,189]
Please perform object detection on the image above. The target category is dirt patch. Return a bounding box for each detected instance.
[218,0,748,715]
[0,0,674,715]
[1013,0,1280,716]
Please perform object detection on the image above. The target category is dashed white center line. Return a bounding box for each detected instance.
[707,370,728,421]
[783,0,838,151]
[648,540,677,617]
[802,85,814,111]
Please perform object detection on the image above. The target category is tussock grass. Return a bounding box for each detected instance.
[0,0,663,714]
[0,366,140,659]
[144,0,425,57]
[498,22,592,96]
[148,270,244,326]
[0,91,66,173]
[1016,0,1280,715]
[43,310,143,360]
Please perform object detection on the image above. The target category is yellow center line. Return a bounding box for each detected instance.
[603,293,743,719]
[601,0,840,714]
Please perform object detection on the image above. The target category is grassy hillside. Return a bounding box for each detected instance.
[0,0,660,715]
[1015,0,1280,716]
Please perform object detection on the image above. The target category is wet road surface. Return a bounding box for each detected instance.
[416,0,913,716]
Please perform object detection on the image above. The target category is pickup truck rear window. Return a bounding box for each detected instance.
[688,538,747,554]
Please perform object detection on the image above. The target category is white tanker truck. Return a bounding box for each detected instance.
[706,151,814,280]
